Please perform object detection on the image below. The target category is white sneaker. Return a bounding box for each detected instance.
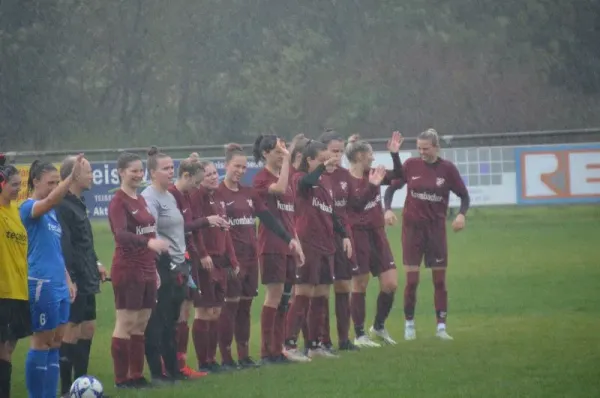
[308,347,339,359]
[436,328,453,340]
[404,324,416,341]
[283,347,312,362]
[369,326,397,345]
[353,335,381,348]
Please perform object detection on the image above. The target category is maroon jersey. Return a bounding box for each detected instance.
[346,153,403,229]
[293,170,336,254]
[190,186,239,267]
[398,157,468,221]
[253,167,296,256]
[328,167,352,229]
[168,185,201,260]
[217,183,267,261]
[108,189,157,279]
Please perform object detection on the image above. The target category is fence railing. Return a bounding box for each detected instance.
[4,127,600,163]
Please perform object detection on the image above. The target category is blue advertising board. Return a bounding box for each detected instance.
[83,158,262,218]
[515,143,600,205]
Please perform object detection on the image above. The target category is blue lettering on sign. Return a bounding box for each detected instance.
[83,158,262,219]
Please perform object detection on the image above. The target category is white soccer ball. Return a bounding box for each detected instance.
[70,375,104,398]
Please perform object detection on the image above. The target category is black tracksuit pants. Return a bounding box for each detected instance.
[145,255,186,378]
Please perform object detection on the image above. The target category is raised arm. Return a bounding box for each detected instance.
[267,140,292,195]
[298,164,326,193]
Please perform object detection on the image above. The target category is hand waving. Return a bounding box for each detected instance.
[368,166,386,186]
[387,131,404,153]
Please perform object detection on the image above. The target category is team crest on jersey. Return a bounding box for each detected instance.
[340,181,347,191]
[329,189,334,198]
[436,177,445,187]
[247,199,253,208]
[220,201,225,209]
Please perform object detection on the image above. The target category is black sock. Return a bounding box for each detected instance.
[59,343,76,394]
[0,359,11,398]
[74,339,92,378]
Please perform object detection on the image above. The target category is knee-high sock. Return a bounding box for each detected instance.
[218,301,238,364]
[335,292,351,343]
[235,299,252,360]
[433,269,447,324]
[192,319,209,366]
[404,272,420,321]
[351,292,366,336]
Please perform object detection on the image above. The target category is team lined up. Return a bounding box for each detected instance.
[0,127,470,396]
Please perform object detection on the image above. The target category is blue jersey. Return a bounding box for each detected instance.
[19,199,68,290]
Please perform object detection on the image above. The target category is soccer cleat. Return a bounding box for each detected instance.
[180,365,208,379]
[404,324,417,341]
[151,376,175,387]
[238,357,261,368]
[353,335,381,348]
[130,377,153,389]
[273,353,294,364]
[283,347,312,362]
[436,328,454,340]
[369,326,397,345]
[321,341,339,355]
[308,347,339,358]
[199,361,222,373]
[339,340,360,351]
[220,360,241,371]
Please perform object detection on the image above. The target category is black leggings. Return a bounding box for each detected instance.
[145,257,186,378]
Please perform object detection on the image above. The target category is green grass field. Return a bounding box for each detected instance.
[10,206,600,398]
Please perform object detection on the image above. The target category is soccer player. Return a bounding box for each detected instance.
[142,147,196,383]
[0,155,31,398]
[253,134,302,364]
[189,160,240,373]
[317,129,360,351]
[20,157,81,398]
[56,156,107,397]
[169,157,219,378]
[290,134,310,172]
[218,143,302,369]
[383,128,469,341]
[108,152,169,389]
[345,132,403,347]
[284,141,352,360]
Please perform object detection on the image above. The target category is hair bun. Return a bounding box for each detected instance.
[148,146,159,156]
[348,134,360,143]
[225,143,243,152]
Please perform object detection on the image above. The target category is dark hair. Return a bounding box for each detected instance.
[147,146,169,172]
[178,158,204,178]
[0,154,18,192]
[252,134,279,163]
[318,128,344,145]
[27,160,57,193]
[225,143,245,163]
[116,152,142,171]
[298,141,327,173]
[290,134,310,164]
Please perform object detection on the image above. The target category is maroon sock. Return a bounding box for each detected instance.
[301,314,309,348]
[307,296,326,345]
[273,309,287,355]
[219,301,238,364]
[351,292,366,336]
[129,334,145,380]
[284,295,310,346]
[404,272,420,321]
[176,322,189,369]
[335,292,350,343]
[374,291,395,330]
[192,319,210,366]
[433,269,447,324]
[260,306,277,358]
[111,337,130,384]
[207,320,219,363]
[235,299,252,360]
[321,296,331,344]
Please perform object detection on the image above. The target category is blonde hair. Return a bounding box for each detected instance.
[344,134,372,163]
[417,128,440,147]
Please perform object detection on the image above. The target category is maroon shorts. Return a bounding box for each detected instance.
[113,278,157,311]
[297,245,334,286]
[193,256,229,308]
[227,259,259,298]
[260,254,296,285]
[402,218,447,268]
[333,234,355,281]
[352,227,397,277]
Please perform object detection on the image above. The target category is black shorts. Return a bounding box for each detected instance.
[69,294,97,324]
[0,298,32,342]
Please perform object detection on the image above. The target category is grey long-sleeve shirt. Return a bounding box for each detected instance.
[142,185,186,265]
